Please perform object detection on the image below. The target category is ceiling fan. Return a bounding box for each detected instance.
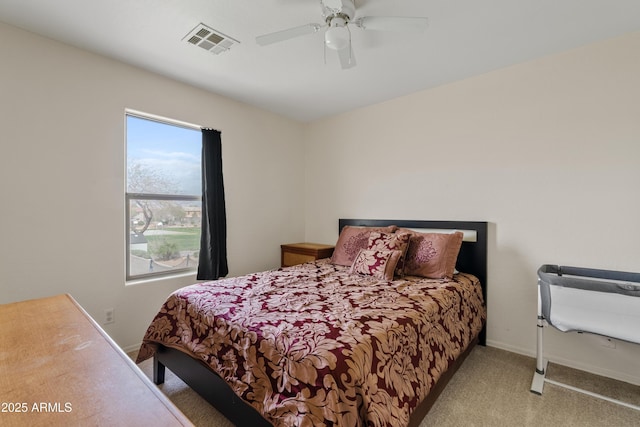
[255,0,428,69]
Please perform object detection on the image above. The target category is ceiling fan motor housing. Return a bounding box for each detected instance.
[321,0,355,23]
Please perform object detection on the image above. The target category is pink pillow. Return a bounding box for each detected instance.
[331,226,398,266]
[350,249,402,281]
[401,231,464,279]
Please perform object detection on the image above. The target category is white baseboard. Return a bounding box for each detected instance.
[122,342,142,355]
[486,339,640,387]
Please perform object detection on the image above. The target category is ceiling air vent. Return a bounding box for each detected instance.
[183,23,239,55]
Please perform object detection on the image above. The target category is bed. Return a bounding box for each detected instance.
[136,219,488,426]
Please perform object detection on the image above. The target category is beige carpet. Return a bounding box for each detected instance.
[134,346,640,427]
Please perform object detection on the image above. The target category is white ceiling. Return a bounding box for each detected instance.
[1,0,639,122]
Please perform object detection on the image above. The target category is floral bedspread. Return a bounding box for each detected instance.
[137,259,485,427]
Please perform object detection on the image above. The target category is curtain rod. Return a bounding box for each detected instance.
[126,108,204,131]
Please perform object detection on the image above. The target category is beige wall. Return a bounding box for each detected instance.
[304,32,640,385]
[0,22,306,350]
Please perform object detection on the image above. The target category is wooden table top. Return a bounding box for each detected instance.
[0,294,192,426]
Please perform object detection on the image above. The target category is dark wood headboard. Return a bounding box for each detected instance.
[339,219,488,344]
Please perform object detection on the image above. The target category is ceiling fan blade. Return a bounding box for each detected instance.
[337,45,356,70]
[256,23,323,46]
[354,16,428,32]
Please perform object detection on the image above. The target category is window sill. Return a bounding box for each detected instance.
[125,270,197,287]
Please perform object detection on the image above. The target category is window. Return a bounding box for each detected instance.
[126,112,201,280]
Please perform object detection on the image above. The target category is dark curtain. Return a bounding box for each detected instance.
[197,128,228,280]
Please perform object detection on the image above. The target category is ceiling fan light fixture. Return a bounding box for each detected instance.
[325,18,350,50]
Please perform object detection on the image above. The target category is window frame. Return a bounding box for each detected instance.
[125,109,202,282]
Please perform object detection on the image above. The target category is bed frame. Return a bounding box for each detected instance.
[152,219,488,426]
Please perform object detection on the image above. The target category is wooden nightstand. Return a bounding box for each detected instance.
[281,243,335,267]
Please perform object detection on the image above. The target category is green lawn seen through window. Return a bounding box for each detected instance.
[144,227,200,253]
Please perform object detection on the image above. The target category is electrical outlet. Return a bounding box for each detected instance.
[104,308,115,325]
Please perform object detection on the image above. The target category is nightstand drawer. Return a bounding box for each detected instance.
[281,243,335,267]
[283,252,316,266]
